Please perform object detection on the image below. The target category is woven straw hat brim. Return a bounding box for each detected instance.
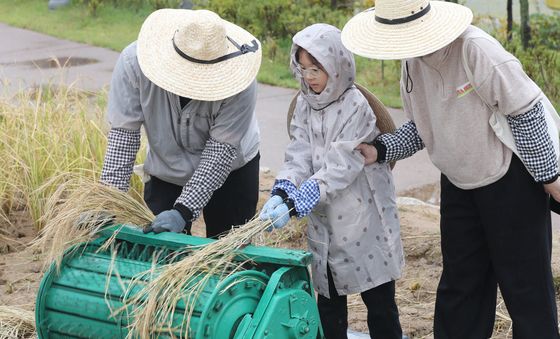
[137,9,262,101]
[341,2,472,60]
[287,83,397,169]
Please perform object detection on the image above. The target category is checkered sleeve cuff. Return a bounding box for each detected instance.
[377,120,425,162]
[174,138,237,220]
[272,179,297,198]
[100,128,141,192]
[289,179,320,218]
[508,101,558,183]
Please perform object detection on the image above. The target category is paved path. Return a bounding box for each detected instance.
[0,23,116,93]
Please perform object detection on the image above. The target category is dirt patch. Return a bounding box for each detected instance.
[0,211,42,310]
[1,175,559,339]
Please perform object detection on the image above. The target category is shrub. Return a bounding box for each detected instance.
[78,0,103,16]
[148,0,181,10]
[530,13,560,51]
[76,0,181,15]
[196,0,351,40]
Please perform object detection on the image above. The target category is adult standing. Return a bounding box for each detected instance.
[101,9,262,238]
[342,0,560,338]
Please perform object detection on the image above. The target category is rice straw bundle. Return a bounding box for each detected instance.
[0,306,35,339]
[32,175,154,270]
[120,217,279,338]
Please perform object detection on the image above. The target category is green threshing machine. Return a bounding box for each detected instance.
[35,225,324,338]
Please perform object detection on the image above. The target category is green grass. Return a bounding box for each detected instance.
[0,0,403,108]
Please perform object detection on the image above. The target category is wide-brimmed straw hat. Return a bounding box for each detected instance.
[341,0,473,60]
[137,9,262,101]
[287,83,398,169]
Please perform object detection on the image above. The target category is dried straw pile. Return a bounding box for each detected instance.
[0,306,35,339]
[33,176,154,269]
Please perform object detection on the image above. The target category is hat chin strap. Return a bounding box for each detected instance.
[375,3,431,25]
[172,33,259,64]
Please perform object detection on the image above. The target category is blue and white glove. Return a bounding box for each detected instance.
[260,195,291,229]
[266,203,291,229]
[143,209,189,234]
[289,180,321,218]
[259,195,284,220]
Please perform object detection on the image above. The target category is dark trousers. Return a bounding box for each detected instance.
[317,265,403,339]
[434,156,560,339]
[143,154,259,238]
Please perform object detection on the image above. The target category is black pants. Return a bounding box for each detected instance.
[317,265,403,339]
[143,154,259,238]
[434,156,560,339]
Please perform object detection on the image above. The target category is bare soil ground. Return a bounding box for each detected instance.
[0,171,559,338]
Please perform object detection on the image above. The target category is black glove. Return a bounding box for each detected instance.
[143,209,192,234]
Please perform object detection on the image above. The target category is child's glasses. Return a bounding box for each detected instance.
[296,65,323,79]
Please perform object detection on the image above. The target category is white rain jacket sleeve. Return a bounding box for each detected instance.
[277,96,314,187]
[310,100,377,204]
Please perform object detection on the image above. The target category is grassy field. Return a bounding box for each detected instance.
[0,0,403,107]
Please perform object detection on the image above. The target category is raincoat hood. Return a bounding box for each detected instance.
[291,24,356,110]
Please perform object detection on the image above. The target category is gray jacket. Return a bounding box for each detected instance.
[106,42,259,187]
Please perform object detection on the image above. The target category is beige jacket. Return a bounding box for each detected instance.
[402,25,543,189]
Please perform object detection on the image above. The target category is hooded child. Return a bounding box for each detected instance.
[259,24,405,339]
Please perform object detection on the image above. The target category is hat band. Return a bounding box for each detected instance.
[172,33,259,64]
[375,3,431,25]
